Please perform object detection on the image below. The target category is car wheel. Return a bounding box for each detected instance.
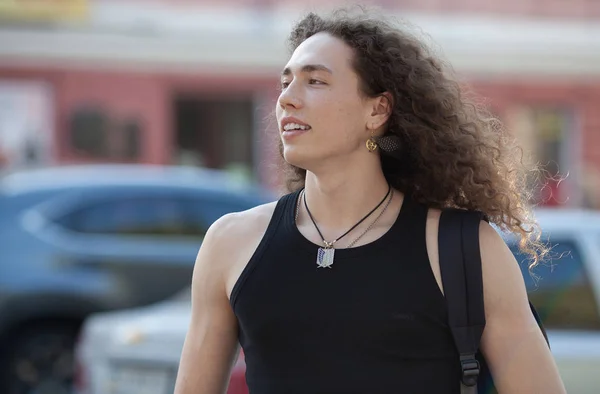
[0,322,79,394]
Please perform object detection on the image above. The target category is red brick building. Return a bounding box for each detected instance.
[1,0,599,206]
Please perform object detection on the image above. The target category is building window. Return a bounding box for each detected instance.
[173,95,255,182]
[68,106,143,161]
[69,106,111,158]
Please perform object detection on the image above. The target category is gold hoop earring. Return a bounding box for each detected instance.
[366,135,378,152]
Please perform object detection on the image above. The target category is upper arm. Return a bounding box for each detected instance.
[174,202,276,394]
[478,221,566,394]
[174,213,244,394]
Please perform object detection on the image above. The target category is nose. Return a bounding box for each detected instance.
[278,82,303,110]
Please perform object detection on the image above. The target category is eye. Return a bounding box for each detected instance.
[280,81,290,90]
[309,79,325,85]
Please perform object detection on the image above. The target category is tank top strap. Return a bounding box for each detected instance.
[400,191,428,225]
[281,188,303,230]
[229,189,301,308]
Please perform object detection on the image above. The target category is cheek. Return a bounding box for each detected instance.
[328,99,366,133]
[319,95,355,121]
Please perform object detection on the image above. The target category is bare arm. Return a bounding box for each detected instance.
[478,222,566,393]
[174,214,242,394]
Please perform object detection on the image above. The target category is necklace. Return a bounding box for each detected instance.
[345,188,394,248]
[297,185,392,268]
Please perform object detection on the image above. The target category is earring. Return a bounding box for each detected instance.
[366,133,378,152]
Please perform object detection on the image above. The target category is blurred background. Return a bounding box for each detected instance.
[0,0,599,394]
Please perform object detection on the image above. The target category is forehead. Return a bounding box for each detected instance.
[285,32,355,74]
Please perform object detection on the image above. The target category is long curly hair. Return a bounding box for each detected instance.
[278,7,548,268]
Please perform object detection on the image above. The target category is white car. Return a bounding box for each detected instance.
[74,209,600,394]
[73,288,249,394]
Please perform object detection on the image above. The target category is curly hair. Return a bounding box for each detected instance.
[278,7,548,268]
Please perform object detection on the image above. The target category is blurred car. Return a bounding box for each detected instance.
[75,207,600,394]
[0,164,271,394]
[504,209,600,394]
[74,288,248,394]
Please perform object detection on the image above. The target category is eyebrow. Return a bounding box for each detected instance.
[281,64,333,76]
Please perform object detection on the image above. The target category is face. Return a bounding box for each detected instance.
[276,32,377,169]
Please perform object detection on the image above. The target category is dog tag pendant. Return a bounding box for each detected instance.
[316,246,335,268]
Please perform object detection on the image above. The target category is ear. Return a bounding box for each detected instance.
[367,92,393,132]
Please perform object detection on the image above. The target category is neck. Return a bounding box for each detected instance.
[300,159,392,236]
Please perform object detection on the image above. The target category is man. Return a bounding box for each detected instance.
[174,8,566,394]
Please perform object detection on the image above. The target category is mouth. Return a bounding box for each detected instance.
[281,118,312,134]
[281,124,311,140]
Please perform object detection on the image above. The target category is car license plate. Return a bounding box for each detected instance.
[109,365,171,394]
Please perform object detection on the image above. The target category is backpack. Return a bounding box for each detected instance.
[438,209,550,394]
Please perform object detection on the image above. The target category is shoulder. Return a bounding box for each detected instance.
[426,206,531,317]
[193,199,283,297]
[423,207,515,291]
[435,210,519,296]
[476,219,522,289]
[477,220,531,315]
[426,207,496,250]
[203,200,280,252]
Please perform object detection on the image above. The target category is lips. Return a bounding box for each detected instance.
[281,127,309,140]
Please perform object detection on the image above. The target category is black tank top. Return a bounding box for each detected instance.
[230,190,460,394]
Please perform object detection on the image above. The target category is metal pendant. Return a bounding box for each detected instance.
[317,247,335,269]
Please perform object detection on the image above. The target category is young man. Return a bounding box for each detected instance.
[174,8,566,394]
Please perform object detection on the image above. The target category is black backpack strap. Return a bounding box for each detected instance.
[530,301,550,346]
[438,209,487,394]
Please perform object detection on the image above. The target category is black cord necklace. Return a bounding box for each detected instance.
[302,184,392,268]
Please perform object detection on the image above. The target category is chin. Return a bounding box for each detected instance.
[282,146,312,169]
